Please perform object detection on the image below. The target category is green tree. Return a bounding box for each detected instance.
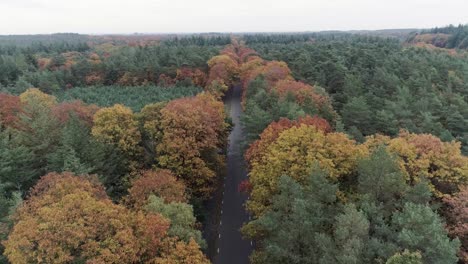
[392,203,460,264]
[145,195,205,248]
[342,96,374,135]
[242,167,339,264]
[0,127,37,193]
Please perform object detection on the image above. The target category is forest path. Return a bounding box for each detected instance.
[214,85,252,264]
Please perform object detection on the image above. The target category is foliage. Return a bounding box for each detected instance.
[245,116,332,168]
[248,34,468,153]
[365,131,468,195]
[127,169,187,208]
[155,238,210,264]
[157,93,228,199]
[247,124,366,216]
[3,172,170,264]
[146,195,205,248]
[385,250,423,264]
[443,186,468,262]
[0,94,22,128]
[92,104,143,159]
[244,148,460,264]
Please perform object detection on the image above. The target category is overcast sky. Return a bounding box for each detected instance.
[1,0,467,34]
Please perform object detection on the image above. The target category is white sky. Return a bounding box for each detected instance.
[0,0,467,34]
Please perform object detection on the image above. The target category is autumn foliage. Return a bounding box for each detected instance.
[247,123,367,215]
[92,104,142,157]
[3,172,171,263]
[127,169,187,208]
[206,54,239,87]
[443,186,468,262]
[155,238,210,264]
[52,100,99,127]
[365,131,468,195]
[245,116,332,168]
[157,93,228,198]
[0,93,22,128]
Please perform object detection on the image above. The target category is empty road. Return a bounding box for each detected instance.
[215,85,252,264]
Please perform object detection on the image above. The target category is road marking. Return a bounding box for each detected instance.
[220,220,222,225]
[251,241,253,246]
[222,200,224,205]
[221,210,223,214]
[219,234,221,238]
[217,248,220,254]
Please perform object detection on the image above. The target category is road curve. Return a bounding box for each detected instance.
[215,85,253,264]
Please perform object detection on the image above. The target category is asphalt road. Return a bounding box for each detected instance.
[214,85,253,264]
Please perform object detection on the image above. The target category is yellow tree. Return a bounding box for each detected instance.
[248,124,367,216]
[92,104,142,159]
[206,54,239,87]
[365,131,468,195]
[19,88,57,110]
[155,238,210,264]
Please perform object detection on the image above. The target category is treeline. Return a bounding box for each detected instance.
[247,35,468,153]
[0,33,90,54]
[410,24,468,49]
[56,85,202,111]
[0,34,232,95]
[0,44,220,93]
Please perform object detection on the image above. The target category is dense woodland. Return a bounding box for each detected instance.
[0,26,466,263]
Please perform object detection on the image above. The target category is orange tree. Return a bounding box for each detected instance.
[245,116,332,169]
[127,169,187,208]
[3,172,170,264]
[157,93,228,199]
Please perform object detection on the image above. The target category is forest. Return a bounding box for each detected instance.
[0,24,466,264]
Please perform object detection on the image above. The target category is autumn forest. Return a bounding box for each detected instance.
[0,24,467,264]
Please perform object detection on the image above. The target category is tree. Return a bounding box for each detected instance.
[442,186,468,262]
[205,79,228,99]
[248,124,366,216]
[52,100,99,127]
[206,54,239,87]
[386,250,423,264]
[245,116,332,168]
[92,104,142,155]
[242,60,293,90]
[138,102,166,165]
[18,88,56,110]
[0,94,22,129]
[127,169,187,208]
[365,131,468,196]
[157,93,228,199]
[155,238,210,264]
[392,203,460,264]
[3,172,171,264]
[357,146,407,214]
[342,96,375,135]
[15,89,60,178]
[0,127,37,193]
[145,195,205,248]
[242,168,339,264]
[273,80,335,117]
[323,205,370,264]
